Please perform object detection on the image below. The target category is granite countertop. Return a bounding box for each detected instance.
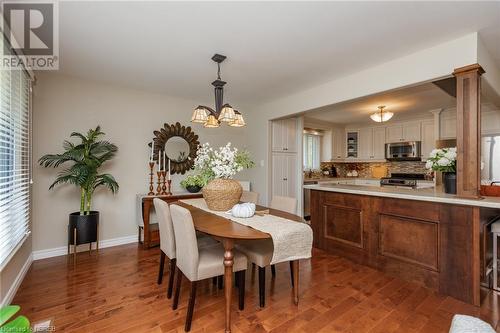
[303,183,500,209]
[303,176,381,182]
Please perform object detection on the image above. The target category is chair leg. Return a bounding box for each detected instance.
[238,271,245,310]
[258,266,265,308]
[212,277,217,286]
[185,281,197,332]
[173,269,182,310]
[157,251,166,284]
[289,261,294,287]
[217,275,223,290]
[271,265,276,278]
[167,258,176,299]
[494,234,498,291]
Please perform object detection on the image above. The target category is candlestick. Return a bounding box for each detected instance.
[168,159,171,180]
[148,161,155,195]
[158,149,161,170]
[150,141,154,162]
[167,179,172,195]
[156,171,162,195]
[163,150,166,171]
[161,170,167,195]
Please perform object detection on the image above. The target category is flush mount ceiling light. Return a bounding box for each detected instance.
[370,105,394,123]
[191,54,245,128]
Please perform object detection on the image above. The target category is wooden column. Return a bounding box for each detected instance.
[453,64,484,199]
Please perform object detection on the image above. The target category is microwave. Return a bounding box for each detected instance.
[385,141,421,161]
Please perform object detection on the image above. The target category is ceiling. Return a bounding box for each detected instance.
[303,82,457,125]
[54,1,500,106]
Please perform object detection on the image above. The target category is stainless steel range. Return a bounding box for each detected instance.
[380,173,426,189]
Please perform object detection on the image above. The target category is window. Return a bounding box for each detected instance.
[0,37,32,269]
[303,133,320,170]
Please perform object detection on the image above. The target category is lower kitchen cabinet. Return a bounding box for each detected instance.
[272,152,297,199]
[310,190,498,306]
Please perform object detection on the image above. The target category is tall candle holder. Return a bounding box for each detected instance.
[161,171,167,195]
[167,179,172,195]
[156,170,162,195]
[148,161,155,195]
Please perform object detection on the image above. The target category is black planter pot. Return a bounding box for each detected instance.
[186,185,202,193]
[68,211,99,245]
[442,172,457,194]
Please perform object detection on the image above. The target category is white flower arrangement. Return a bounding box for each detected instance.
[194,142,254,180]
[425,147,457,173]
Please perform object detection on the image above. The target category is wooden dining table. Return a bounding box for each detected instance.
[175,201,303,333]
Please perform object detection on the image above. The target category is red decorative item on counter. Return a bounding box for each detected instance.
[480,182,500,197]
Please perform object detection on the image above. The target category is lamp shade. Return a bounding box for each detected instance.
[191,106,208,123]
[204,114,220,128]
[370,106,393,123]
[229,111,245,127]
[218,103,236,122]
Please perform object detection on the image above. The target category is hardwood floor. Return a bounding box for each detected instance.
[13,244,500,332]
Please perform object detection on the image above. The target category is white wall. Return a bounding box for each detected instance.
[247,33,480,204]
[32,73,256,252]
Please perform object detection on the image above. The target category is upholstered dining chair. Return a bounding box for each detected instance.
[236,195,297,307]
[240,191,259,204]
[153,199,216,299]
[169,204,248,332]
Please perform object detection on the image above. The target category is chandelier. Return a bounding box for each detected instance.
[191,54,245,128]
[370,105,394,123]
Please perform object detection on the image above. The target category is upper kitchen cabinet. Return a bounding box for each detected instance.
[358,127,386,160]
[332,128,345,160]
[421,120,435,160]
[272,118,298,152]
[386,122,421,143]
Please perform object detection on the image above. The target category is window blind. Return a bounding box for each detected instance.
[303,134,320,170]
[0,36,32,269]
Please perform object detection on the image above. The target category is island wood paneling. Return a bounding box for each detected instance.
[310,189,500,306]
[379,214,439,271]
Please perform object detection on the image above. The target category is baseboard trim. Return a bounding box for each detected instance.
[32,235,137,261]
[1,253,33,307]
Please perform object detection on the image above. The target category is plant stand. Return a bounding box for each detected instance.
[67,211,100,265]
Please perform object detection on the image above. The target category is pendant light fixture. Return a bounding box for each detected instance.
[191,54,245,128]
[370,105,394,123]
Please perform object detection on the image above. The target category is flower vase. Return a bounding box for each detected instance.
[442,172,457,194]
[202,178,242,211]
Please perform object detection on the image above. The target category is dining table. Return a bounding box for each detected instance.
[175,201,304,333]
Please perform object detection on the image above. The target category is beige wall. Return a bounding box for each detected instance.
[0,237,32,305]
[32,73,258,252]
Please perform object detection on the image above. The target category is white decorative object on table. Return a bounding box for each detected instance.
[231,202,256,218]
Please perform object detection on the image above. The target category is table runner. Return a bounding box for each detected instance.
[180,198,313,265]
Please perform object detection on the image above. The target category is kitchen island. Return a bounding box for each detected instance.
[305,183,500,306]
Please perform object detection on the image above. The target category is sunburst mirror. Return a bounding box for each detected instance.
[151,122,199,174]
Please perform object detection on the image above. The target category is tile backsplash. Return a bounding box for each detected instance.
[319,161,429,178]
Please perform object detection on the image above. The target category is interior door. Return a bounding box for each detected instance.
[272,120,284,152]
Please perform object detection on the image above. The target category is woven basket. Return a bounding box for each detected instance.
[202,178,242,211]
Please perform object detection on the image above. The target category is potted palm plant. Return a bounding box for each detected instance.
[39,126,119,247]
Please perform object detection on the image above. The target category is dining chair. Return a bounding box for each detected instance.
[236,195,297,307]
[270,195,297,214]
[240,190,259,204]
[153,199,217,299]
[170,204,248,332]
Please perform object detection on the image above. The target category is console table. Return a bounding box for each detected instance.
[138,193,203,249]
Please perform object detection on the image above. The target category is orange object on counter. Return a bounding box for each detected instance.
[371,165,388,179]
[480,182,500,197]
